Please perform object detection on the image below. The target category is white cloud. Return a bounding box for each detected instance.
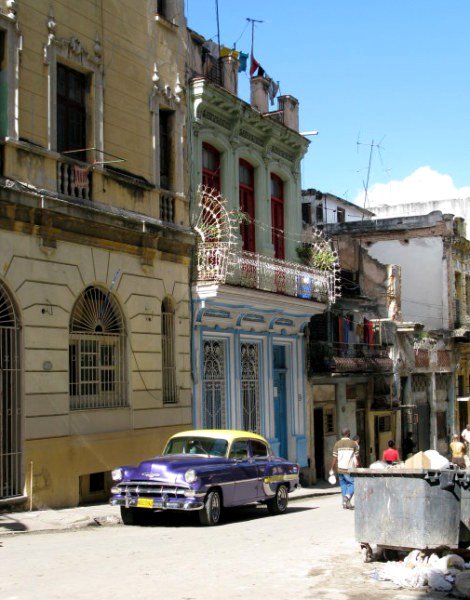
[353,166,470,208]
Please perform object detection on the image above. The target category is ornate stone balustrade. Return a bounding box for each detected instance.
[57,156,92,200]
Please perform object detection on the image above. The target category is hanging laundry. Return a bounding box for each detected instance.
[267,78,279,105]
[343,317,349,345]
[338,316,344,345]
[250,54,260,76]
[364,318,374,347]
[220,46,240,59]
[238,52,248,72]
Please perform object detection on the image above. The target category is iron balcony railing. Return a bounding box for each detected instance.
[195,245,335,302]
[309,341,392,373]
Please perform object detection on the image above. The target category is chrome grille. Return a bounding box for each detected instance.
[116,480,188,497]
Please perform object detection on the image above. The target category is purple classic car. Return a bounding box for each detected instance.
[110,429,300,526]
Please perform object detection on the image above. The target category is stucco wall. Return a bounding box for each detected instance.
[1,227,192,507]
[366,237,446,329]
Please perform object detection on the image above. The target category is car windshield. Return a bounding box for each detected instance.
[163,437,229,457]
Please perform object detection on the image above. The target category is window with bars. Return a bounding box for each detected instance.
[202,339,227,428]
[0,280,21,499]
[162,297,177,404]
[69,286,126,410]
[241,342,260,433]
[324,407,336,435]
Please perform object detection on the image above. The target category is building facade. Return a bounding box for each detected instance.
[0,0,192,508]
[302,189,374,228]
[187,33,336,469]
[306,238,396,478]
[325,211,458,458]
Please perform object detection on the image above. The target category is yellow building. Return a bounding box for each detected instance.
[0,0,192,508]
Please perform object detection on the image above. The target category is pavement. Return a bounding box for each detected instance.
[0,482,340,537]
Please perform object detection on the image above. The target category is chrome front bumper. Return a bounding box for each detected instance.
[110,495,204,511]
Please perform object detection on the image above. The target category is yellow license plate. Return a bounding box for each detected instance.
[137,498,153,509]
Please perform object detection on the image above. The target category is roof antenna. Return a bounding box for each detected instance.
[357,136,385,212]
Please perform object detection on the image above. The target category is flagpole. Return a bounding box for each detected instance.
[247,17,263,77]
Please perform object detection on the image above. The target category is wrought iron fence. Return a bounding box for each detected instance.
[225,250,334,302]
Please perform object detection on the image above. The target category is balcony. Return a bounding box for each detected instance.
[57,155,92,201]
[309,341,392,373]
[195,246,335,302]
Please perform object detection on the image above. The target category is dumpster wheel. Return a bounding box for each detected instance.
[361,544,373,563]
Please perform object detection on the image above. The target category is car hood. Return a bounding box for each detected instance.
[129,454,228,483]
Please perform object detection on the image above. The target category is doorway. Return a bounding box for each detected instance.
[314,407,325,480]
[273,346,287,459]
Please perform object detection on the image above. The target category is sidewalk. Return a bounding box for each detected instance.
[0,482,340,537]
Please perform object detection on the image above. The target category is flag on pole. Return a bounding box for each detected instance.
[250,54,260,77]
[238,52,248,72]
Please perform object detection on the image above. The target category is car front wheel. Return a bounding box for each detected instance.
[199,490,222,526]
[266,484,289,515]
[120,506,149,525]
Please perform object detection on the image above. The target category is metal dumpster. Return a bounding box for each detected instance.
[455,470,470,544]
[352,468,460,558]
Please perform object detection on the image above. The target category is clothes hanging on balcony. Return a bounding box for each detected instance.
[343,316,351,343]
[338,316,344,344]
[73,165,90,190]
[364,318,374,347]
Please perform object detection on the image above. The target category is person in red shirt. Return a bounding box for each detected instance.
[383,440,399,464]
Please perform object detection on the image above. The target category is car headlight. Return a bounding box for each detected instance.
[184,469,198,484]
[111,468,123,481]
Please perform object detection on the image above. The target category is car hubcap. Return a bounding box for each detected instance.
[277,486,287,510]
[211,493,220,521]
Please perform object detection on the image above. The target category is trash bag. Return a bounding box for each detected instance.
[424,449,450,470]
[454,570,470,598]
[369,461,387,470]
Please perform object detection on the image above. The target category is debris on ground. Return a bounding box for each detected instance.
[370,550,470,596]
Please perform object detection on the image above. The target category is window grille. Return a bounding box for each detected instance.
[69,286,126,410]
[436,373,450,392]
[378,415,391,432]
[202,339,226,428]
[0,281,21,499]
[162,298,177,404]
[324,407,336,435]
[241,342,260,433]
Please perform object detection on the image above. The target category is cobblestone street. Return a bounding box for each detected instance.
[0,495,446,600]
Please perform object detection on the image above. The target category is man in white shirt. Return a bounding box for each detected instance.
[462,424,470,467]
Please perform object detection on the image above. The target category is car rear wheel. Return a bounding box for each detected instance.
[120,506,149,525]
[266,484,289,515]
[199,490,222,526]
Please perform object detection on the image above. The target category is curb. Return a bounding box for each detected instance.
[0,489,340,537]
[290,490,341,502]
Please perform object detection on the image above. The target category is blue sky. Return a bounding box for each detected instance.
[186,1,470,206]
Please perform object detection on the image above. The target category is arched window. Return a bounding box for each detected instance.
[69,286,126,410]
[0,281,21,499]
[162,297,177,404]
